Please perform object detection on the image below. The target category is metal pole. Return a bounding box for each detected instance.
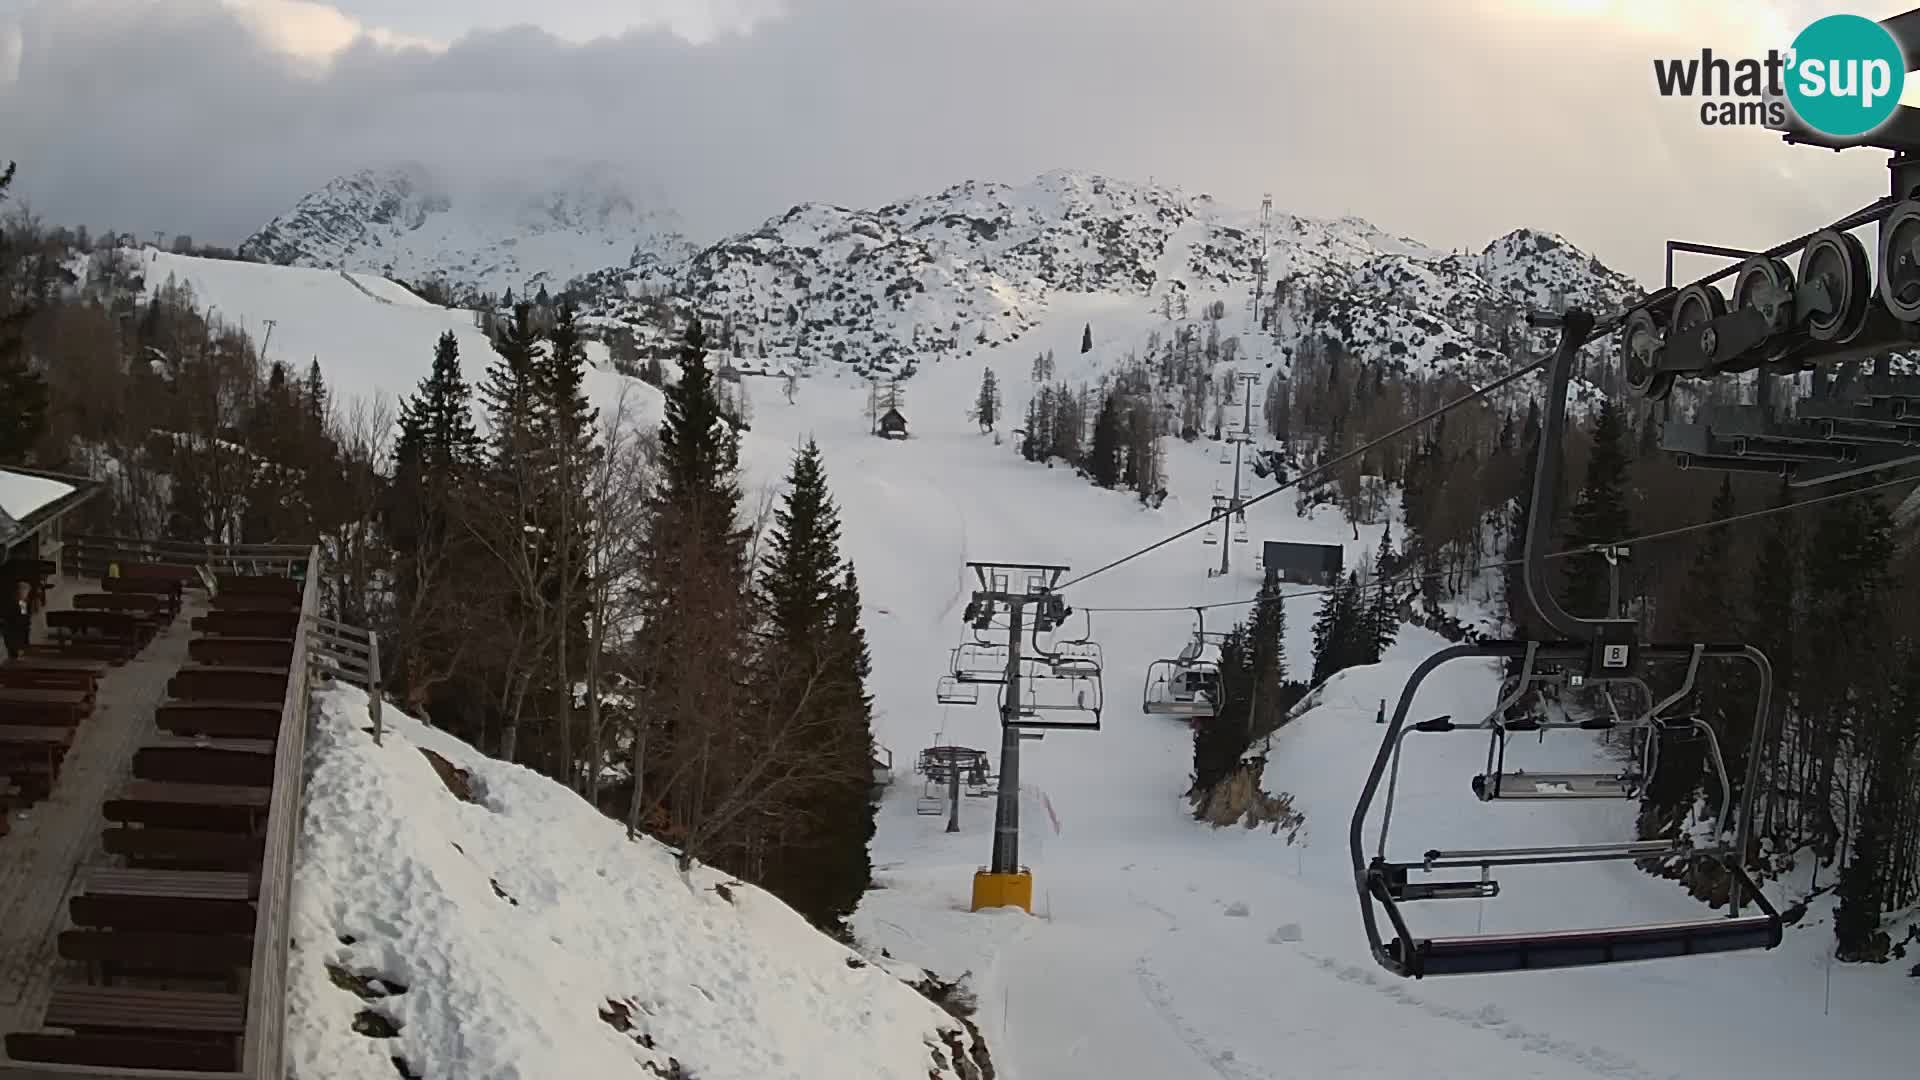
[946,753,961,833]
[1220,442,1240,576]
[1606,553,1622,620]
[990,600,1027,875]
[368,629,384,746]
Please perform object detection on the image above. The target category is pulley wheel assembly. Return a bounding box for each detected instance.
[1797,229,1872,343]
[1729,256,1796,369]
[1667,282,1727,387]
[1878,200,1920,323]
[1620,308,1670,400]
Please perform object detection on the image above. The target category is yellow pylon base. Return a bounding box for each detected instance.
[971,870,1033,913]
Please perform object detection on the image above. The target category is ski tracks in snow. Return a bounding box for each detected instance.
[1125,888,1281,1080]
[1122,884,1676,1080]
[1293,951,1680,1080]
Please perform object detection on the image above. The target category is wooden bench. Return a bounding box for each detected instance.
[21,640,129,665]
[212,590,301,613]
[0,687,92,725]
[45,609,152,656]
[5,1031,237,1073]
[102,825,266,870]
[193,609,299,639]
[0,667,99,695]
[157,700,283,740]
[190,634,295,667]
[56,930,253,985]
[0,725,74,780]
[105,780,271,833]
[134,735,277,787]
[44,985,245,1032]
[73,591,170,614]
[102,573,185,615]
[214,574,301,598]
[168,664,290,703]
[72,867,259,932]
[1,655,107,675]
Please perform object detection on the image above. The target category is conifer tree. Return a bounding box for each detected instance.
[303,359,330,438]
[1504,399,1544,644]
[405,331,483,476]
[1191,628,1253,804]
[756,448,875,936]
[1311,571,1366,683]
[1246,574,1287,733]
[1561,399,1631,620]
[539,303,602,785]
[0,161,48,464]
[632,318,754,846]
[972,367,1001,432]
[1081,323,1093,353]
[1088,392,1123,488]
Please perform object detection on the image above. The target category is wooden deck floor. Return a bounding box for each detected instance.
[0,583,202,1056]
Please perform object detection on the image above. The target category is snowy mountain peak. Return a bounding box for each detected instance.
[1477,227,1641,315]
[241,162,698,299]
[586,170,1632,383]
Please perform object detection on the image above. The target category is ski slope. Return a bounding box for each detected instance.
[135,250,645,436]
[133,251,1916,1079]
[729,297,1918,1080]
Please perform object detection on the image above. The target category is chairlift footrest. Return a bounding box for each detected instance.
[1472,772,1640,801]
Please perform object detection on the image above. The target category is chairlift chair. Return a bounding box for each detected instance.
[1142,624,1222,718]
[1029,610,1105,677]
[935,676,980,706]
[1000,672,1103,730]
[1355,641,1779,977]
[951,642,1011,683]
[1349,309,1783,979]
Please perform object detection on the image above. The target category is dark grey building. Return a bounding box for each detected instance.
[1260,541,1344,586]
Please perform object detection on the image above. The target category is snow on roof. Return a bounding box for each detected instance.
[0,468,76,522]
[290,685,990,1080]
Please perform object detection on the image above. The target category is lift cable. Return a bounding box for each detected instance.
[1054,353,1558,592]
[1075,472,1918,616]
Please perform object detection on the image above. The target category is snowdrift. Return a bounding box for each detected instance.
[287,684,992,1080]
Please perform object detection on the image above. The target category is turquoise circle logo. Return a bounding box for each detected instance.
[1786,14,1906,137]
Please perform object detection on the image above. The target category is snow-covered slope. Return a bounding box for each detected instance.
[291,684,992,1080]
[240,163,697,299]
[132,249,658,436]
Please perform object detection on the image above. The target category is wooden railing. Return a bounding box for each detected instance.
[239,545,318,1080]
[308,617,381,744]
[63,535,312,582]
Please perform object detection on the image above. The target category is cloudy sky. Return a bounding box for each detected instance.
[0,0,1905,284]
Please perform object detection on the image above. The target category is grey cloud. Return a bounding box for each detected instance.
[0,0,1894,285]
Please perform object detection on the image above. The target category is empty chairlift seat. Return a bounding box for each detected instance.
[1393,914,1785,977]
